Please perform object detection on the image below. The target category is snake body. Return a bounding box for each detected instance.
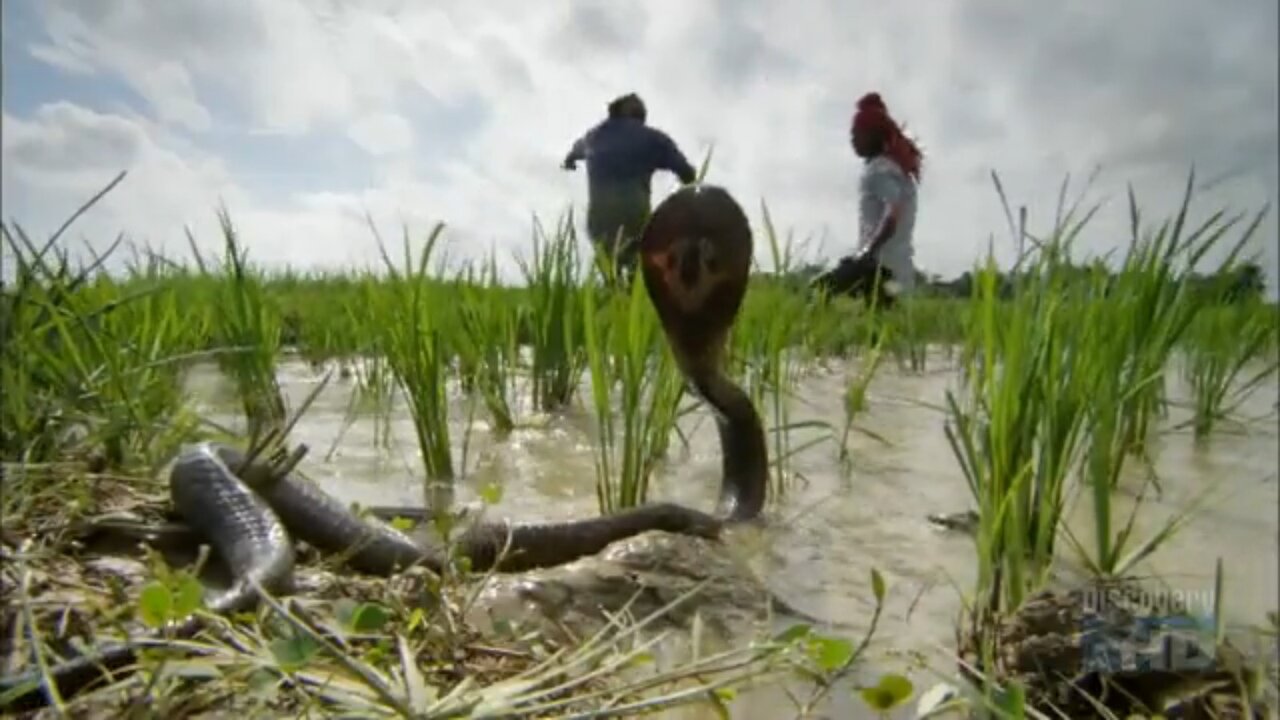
[1,184,771,712]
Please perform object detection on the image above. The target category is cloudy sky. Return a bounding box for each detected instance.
[3,0,1277,292]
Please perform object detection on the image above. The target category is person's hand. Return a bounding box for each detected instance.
[561,157,577,171]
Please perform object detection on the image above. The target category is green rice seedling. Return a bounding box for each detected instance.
[360,353,399,449]
[453,253,521,435]
[1181,299,1280,438]
[948,171,1268,710]
[946,171,1115,625]
[794,291,855,363]
[731,307,791,493]
[326,348,399,461]
[515,212,588,411]
[1,173,200,473]
[369,222,457,481]
[583,272,686,512]
[274,270,374,362]
[946,256,1079,618]
[589,228,634,292]
[1063,297,1211,579]
[306,278,399,454]
[727,279,846,497]
[837,330,888,470]
[726,205,815,497]
[1098,175,1269,455]
[944,189,1113,709]
[189,210,288,443]
[1048,176,1269,577]
[888,298,929,373]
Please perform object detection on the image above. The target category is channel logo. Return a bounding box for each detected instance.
[1079,614,1217,673]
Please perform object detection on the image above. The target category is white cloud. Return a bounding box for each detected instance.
[2,103,240,256]
[347,112,415,157]
[3,0,1276,292]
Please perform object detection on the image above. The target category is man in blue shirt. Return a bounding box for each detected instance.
[562,93,697,283]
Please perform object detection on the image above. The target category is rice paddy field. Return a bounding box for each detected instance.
[2,173,1278,719]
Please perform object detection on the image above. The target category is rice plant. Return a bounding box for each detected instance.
[190,209,288,443]
[583,272,686,512]
[369,222,456,481]
[837,331,888,471]
[1098,175,1269,456]
[0,172,200,474]
[515,213,589,411]
[1181,301,1280,437]
[453,253,522,435]
[943,170,1274,717]
[732,203,813,498]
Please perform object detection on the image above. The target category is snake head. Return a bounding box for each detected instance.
[639,184,752,366]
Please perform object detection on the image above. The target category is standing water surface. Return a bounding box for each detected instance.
[182,354,1279,719]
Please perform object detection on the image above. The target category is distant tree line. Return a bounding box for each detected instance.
[779,260,1270,304]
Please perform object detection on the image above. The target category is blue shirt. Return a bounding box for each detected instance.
[565,117,697,205]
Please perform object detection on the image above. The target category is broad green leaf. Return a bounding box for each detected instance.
[171,575,205,617]
[809,635,854,672]
[137,582,173,628]
[859,673,914,711]
[348,602,392,633]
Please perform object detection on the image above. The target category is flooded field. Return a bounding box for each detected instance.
[183,352,1280,719]
[5,152,1278,717]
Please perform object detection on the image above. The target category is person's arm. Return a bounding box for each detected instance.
[649,130,697,184]
[859,165,908,257]
[562,134,588,170]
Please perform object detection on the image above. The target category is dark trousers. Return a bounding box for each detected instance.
[588,192,650,287]
[809,252,898,309]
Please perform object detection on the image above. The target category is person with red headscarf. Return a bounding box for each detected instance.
[812,92,924,308]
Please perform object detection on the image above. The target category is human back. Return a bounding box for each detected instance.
[562,93,696,279]
[581,116,690,202]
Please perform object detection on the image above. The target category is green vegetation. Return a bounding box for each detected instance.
[2,168,1277,718]
[943,171,1277,717]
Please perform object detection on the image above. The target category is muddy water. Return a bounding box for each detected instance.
[181,354,1279,719]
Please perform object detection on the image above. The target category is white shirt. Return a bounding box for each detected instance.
[857,155,918,292]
